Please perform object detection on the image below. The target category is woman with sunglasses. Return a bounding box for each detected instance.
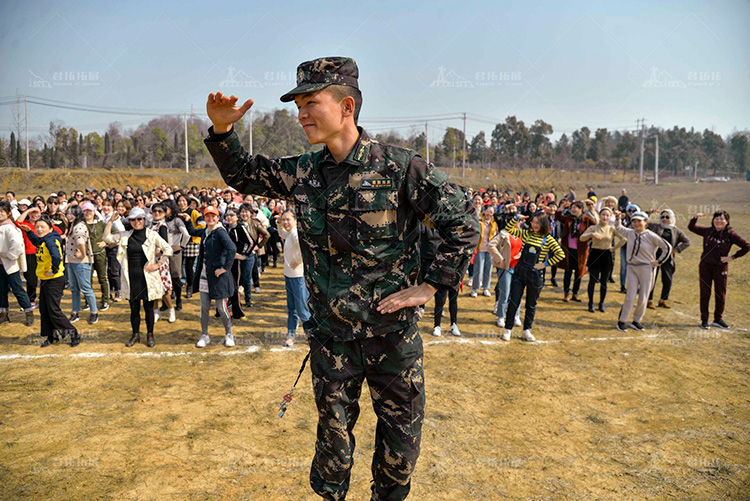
[646,209,691,309]
[180,206,237,348]
[689,210,750,330]
[103,208,173,347]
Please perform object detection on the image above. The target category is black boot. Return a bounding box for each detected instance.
[40,333,58,347]
[175,298,183,311]
[0,310,9,324]
[25,310,34,326]
[588,302,595,313]
[598,303,606,312]
[146,332,155,348]
[126,332,140,347]
[69,330,81,347]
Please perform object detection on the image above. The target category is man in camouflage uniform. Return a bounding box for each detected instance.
[204,57,478,500]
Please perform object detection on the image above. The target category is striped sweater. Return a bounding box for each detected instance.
[505,216,565,267]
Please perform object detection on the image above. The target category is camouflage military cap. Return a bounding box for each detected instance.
[279,56,359,102]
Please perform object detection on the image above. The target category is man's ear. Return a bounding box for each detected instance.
[341,96,356,119]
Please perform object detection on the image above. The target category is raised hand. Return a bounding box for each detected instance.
[207,92,254,133]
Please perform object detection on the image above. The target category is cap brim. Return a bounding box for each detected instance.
[279,83,332,102]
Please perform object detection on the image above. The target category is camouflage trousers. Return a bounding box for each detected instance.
[309,325,425,501]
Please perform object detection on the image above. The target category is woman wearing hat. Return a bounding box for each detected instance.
[646,209,690,309]
[614,210,671,332]
[618,203,641,293]
[103,208,173,347]
[180,205,237,348]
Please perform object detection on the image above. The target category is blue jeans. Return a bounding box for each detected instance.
[619,246,628,288]
[285,276,311,336]
[68,262,98,313]
[472,251,493,291]
[0,264,32,311]
[240,254,256,302]
[494,267,519,322]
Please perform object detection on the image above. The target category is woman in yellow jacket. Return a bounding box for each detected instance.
[471,206,498,297]
[19,215,79,347]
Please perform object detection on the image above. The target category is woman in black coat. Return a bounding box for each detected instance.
[181,207,237,348]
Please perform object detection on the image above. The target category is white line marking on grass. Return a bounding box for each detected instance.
[0,345,261,362]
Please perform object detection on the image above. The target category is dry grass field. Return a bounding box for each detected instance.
[1,175,748,500]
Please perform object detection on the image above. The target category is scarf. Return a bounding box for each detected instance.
[659,209,675,229]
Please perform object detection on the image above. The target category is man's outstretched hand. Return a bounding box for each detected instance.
[207,92,254,134]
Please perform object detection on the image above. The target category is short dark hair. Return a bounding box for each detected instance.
[326,84,362,124]
[0,201,12,216]
[713,210,731,230]
[6,191,14,197]
[571,201,584,210]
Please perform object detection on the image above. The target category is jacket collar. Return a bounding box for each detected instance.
[321,127,372,167]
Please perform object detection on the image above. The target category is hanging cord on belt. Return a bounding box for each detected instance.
[278,350,311,418]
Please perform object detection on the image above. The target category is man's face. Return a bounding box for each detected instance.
[295,89,349,145]
[6,193,14,202]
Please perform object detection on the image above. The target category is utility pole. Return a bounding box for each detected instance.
[184,112,189,173]
[638,118,646,183]
[654,134,659,185]
[462,112,467,178]
[25,96,29,171]
[694,161,699,180]
[248,108,253,155]
[425,122,429,164]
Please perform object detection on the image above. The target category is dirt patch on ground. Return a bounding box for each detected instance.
[1,181,748,499]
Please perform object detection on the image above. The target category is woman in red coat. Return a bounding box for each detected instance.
[556,200,596,302]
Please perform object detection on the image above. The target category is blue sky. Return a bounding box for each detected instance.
[1,0,748,144]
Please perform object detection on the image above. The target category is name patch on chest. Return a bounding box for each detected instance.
[360,178,393,190]
[308,178,322,188]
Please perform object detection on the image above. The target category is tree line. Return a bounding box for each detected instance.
[1,111,748,177]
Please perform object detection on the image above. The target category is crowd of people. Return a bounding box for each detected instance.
[1,182,748,347]
[0,185,305,348]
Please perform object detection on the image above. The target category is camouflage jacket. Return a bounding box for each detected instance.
[204,126,479,341]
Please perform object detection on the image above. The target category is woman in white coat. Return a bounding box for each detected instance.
[103,207,172,347]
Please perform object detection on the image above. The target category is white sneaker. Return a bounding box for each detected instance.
[483,289,491,297]
[521,329,536,342]
[168,308,176,323]
[449,323,461,336]
[514,317,523,327]
[496,317,505,328]
[470,289,478,298]
[255,287,261,293]
[154,311,161,322]
[432,326,442,337]
[501,330,511,341]
[223,333,235,347]
[284,335,295,347]
[196,334,210,348]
